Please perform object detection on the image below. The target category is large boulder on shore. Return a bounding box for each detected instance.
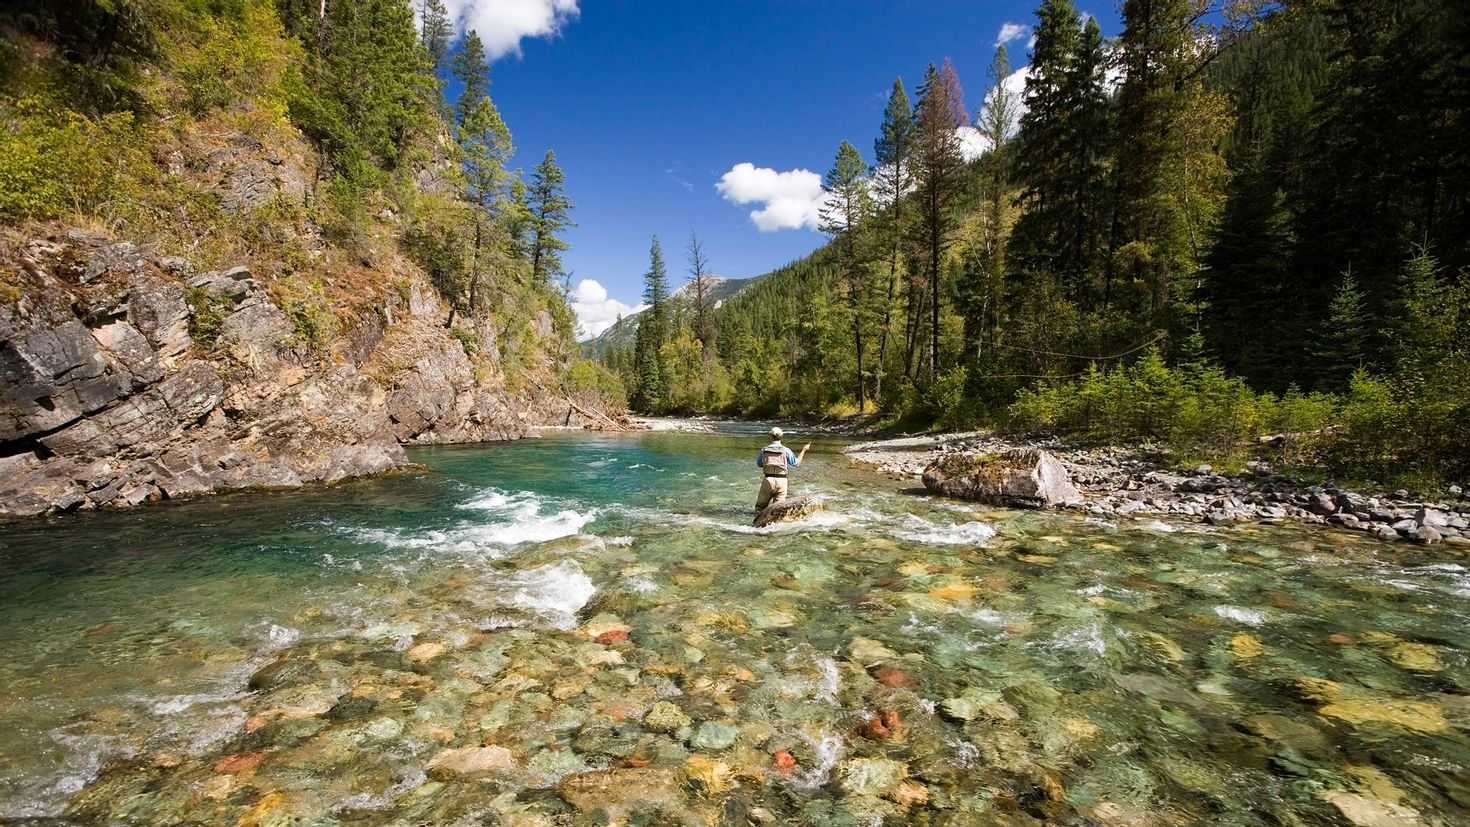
[921,448,1082,509]
[754,496,824,527]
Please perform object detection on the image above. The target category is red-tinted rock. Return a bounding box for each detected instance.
[860,714,891,740]
[773,750,797,772]
[596,629,630,645]
[214,751,264,774]
[880,708,902,731]
[243,715,269,734]
[871,666,916,688]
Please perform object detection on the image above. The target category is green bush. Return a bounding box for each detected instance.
[1009,348,1308,456]
[0,96,129,218]
[448,325,478,354]
[285,283,337,352]
[566,357,627,409]
[184,286,235,348]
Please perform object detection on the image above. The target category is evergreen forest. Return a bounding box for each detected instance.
[598,0,1470,487]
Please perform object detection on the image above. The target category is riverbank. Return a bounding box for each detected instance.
[844,431,1470,547]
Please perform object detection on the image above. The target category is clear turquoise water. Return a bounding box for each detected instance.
[1,424,1468,825]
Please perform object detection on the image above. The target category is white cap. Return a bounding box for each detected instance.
[769,427,783,439]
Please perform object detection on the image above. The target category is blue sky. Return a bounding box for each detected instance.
[445,1,1118,336]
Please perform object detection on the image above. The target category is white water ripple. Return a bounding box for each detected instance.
[342,489,595,555]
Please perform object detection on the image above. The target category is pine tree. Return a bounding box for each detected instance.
[872,77,914,400]
[632,236,670,411]
[1295,0,1470,353]
[686,230,714,349]
[967,45,1019,358]
[1010,1,1111,304]
[820,140,874,411]
[1107,0,1229,327]
[419,0,452,76]
[456,92,512,319]
[527,149,574,290]
[1199,173,1295,389]
[1313,268,1367,389]
[1060,16,1111,296]
[1200,8,1330,389]
[452,30,490,125]
[911,59,967,381]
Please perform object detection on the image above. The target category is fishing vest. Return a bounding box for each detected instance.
[760,443,790,477]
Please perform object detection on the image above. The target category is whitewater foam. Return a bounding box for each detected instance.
[893,515,996,545]
[346,489,594,555]
[1214,605,1268,625]
[503,561,597,630]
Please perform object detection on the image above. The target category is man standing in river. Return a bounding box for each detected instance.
[756,427,810,511]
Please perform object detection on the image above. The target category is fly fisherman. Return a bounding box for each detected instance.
[755,427,811,511]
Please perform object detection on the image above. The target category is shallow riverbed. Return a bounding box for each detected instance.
[1,424,1468,825]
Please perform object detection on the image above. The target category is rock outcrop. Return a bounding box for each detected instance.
[0,230,582,518]
[753,496,824,527]
[921,448,1082,508]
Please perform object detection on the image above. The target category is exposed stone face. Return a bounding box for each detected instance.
[921,447,1083,508]
[203,131,310,213]
[127,272,192,360]
[0,277,132,442]
[0,233,575,519]
[754,495,824,527]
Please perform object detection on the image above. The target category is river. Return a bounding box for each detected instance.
[0,424,1467,825]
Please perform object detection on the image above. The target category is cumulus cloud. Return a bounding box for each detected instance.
[443,0,580,60]
[570,279,645,340]
[956,126,989,162]
[995,22,1031,47]
[964,65,1033,159]
[716,163,828,232]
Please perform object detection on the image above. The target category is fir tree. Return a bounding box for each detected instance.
[1010,3,1111,304]
[911,59,966,382]
[632,236,670,411]
[1313,268,1367,389]
[967,45,1019,358]
[527,149,574,291]
[1107,0,1229,327]
[872,77,914,400]
[418,0,452,76]
[686,230,714,349]
[452,30,490,125]
[819,139,873,411]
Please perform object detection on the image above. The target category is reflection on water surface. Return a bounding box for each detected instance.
[1,425,1467,825]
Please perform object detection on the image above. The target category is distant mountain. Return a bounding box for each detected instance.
[583,274,760,353]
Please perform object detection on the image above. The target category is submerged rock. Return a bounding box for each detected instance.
[921,448,1082,508]
[557,767,684,814]
[643,701,692,734]
[1318,790,1426,826]
[753,496,824,527]
[425,745,516,778]
[839,757,908,797]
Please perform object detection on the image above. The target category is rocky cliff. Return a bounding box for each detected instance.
[0,229,584,518]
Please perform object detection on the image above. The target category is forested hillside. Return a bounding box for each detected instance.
[599,0,1469,486]
[0,0,622,515]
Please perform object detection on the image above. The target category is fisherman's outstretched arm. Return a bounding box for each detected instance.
[795,443,811,465]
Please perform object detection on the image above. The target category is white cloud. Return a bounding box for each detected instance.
[966,65,1032,158]
[444,0,580,60]
[1005,65,1031,100]
[995,22,1031,47]
[956,126,989,162]
[716,163,828,232]
[570,279,645,340]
